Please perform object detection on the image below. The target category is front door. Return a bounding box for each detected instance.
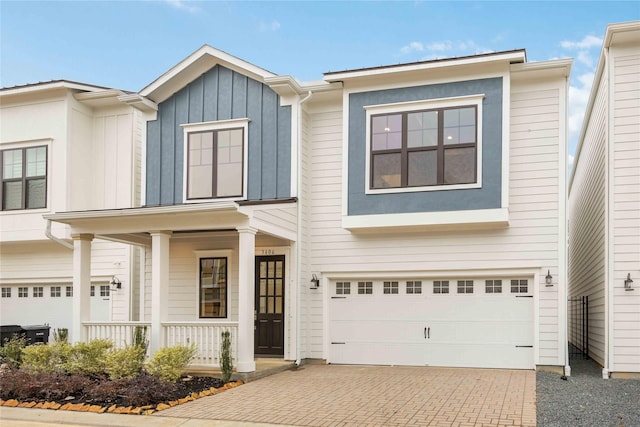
[255,255,285,356]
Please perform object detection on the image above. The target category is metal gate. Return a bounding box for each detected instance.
[568,296,589,360]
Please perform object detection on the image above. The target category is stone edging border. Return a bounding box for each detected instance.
[0,380,243,415]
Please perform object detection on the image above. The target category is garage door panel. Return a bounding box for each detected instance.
[331,342,427,366]
[329,277,535,369]
[331,320,426,343]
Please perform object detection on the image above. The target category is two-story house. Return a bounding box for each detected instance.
[0,81,153,337]
[45,46,572,374]
[569,21,640,378]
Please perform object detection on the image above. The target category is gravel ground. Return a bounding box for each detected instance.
[537,358,640,427]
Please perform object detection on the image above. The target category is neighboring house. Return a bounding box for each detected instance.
[0,81,154,338]
[568,21,640,378]
[45,45,573,374]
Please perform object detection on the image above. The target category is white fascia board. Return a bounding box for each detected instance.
[140,45,278,103]
[117,94,158,113]
[342,208,509,231]
[324,51,525,82]
[0,81,110,97]
[320,265,540,280]
[510,58,573,80]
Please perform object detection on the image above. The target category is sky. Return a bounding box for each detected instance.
[1,1,639,163]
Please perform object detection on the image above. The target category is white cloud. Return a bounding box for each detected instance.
[259,20,281,32]
[576,50,596,68]
[401,39,491,57]
[164,0,200,13]
[400,41,425,54]
[560,35,602,50]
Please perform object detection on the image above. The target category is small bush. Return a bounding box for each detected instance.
[0,334,27,368]
[146,344,196,382]
[220,331,233,383]
[21,341,72,373]
[105,345,146,379]
[53,328,68,343]
[63,339,113,375]
[132,326,148,352]
[0,370,90,402]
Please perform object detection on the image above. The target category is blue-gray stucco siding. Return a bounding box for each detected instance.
[145,65,292,206]
[348,77,503,215]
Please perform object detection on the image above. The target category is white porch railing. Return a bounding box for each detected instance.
[83,321,151,349]
[82,321,238,368]
[163,321,238,367]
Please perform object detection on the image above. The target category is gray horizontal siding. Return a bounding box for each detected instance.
[146,65,291,206]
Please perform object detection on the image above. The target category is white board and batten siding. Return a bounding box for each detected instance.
[303,73,566,368]
[611,47,640,373]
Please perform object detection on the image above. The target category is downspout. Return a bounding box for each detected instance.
[295,91,313,366]
[45,219,73,250]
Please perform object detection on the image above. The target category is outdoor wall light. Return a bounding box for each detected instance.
[310,274,320,289]
[545,270,553,286]
[110,275,122,290]
[624,273,634,291]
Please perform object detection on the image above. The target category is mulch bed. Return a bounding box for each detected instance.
[0,370,241,415]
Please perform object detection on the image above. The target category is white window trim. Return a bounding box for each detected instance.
[364,94,484,195]
[181,119,249,204]
[194,249,233,320]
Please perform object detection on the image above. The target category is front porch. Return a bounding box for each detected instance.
[46,201,299,374]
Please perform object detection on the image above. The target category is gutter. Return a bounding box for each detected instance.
[295,91,313,366]
[45,219,73,250]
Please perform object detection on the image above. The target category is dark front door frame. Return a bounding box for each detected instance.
[254,255,285,356]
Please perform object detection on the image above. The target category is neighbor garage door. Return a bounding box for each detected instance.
[329,278,534,369]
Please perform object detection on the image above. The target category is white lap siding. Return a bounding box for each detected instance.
[305,78,566,366]
[612,49,640,373]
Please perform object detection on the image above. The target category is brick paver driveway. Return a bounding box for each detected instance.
[157,365,536,426]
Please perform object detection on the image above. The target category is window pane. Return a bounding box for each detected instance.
[3,149,22,179]
[444,147,475,184]
[26,147,46,177]
[216,129,243,197]
[444,107,476,145]
[372,153,401,188]
[26,179,46,209]
[3,181,22,210]
[408,150,437,186]
[407,111,437,148]
[188,133,214,199]
[200,257,226,318]
[372,115,402,150]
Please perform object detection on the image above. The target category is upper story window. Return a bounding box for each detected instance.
[370,106,477,190]
[364,94,484,196]
[182,119,249,202]
[1,146,47,211]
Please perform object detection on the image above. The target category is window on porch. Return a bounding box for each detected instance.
[199,257,227,318]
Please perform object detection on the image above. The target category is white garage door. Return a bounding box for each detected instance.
[329,278,534,369]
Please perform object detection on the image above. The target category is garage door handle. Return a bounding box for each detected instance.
[424,327,430,339]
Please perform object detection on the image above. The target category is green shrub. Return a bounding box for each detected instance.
[146,344,196,383]
[0,334,27,368]
[21,342,72,373]
[220,331,233,383]
[132,326,148,352]
[105,345,146,380]
[63,339,112,375]
[53,328,68,343]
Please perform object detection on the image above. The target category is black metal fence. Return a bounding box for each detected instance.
[568,296,589,359]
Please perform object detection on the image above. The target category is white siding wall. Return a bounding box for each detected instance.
[304,77,566,365]
[568,66,609,367]
[611,48,640,373]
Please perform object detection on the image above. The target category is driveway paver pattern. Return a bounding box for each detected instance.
[156,365,536,427]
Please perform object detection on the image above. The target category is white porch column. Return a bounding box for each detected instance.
[237,226,257,372]
[71,234,93,344]
[150,231,171,355]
